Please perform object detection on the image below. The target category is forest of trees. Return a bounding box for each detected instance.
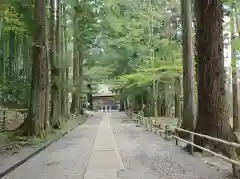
[0,0,99,136]
[1,0,240,156]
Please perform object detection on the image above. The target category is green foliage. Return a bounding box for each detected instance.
[85,0,182,97]
[0,77,30,106]
[0,0,183,108]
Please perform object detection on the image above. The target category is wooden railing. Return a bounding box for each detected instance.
[127,111,172,140]
[174,128,240,177]
[0,108,28,130]
[126,110,240,177]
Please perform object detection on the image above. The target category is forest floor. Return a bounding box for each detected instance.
[1,111,234,179]
[0,114,87,177]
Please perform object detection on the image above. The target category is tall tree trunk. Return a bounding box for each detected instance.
[1,19,6,100]
[179,0,196,138]
[158,82,166,116]
[175,77,181,126]
[9,31,14,77]
[45,0,50,131]
[71,5,80,114]
[56,0,62,119]
[87,83,93,110]
[160,95,166,116]
[231,3,239,131]
[62,4,70,118]
[20,0,48,137]
[15,33,21,80]
[60,2,67,117]
[78,43,84,115]
[119,92,125,111]
[193,0,239,157]
[50,0,61,128]
[124,97,128,110]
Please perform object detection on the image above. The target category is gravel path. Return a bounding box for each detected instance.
[2,111,235,179]
[111,112,232,179]
[2,112,103,179]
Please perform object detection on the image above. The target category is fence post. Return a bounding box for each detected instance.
[149,118,151,131]
[159,125,162,137]
[3,111,6,130]
[154,120,157,134]
[146,118,150,131]
[164,125,169,140]
[159,125,162,136]
[150,119,152,132]
[146,118,148,130]
[190,133,194,155]
[144,118,147,129]
[230,146,238,177]
[175,129,179,146]
[72,114,76,120]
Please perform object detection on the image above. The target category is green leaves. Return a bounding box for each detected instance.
[2,5,26,32]
[232,38,240,51]
[83,0,182,96]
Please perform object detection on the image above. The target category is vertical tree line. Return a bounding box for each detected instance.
[0,0,99,136]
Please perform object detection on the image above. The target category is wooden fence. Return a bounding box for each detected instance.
[126,110,240,177]
[0,108,95,131]
[0,108,28,130]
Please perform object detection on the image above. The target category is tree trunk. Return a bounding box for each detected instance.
[56,0,62,119]
[179,0,196,138]
[87,84,93,110]
[60,2,67,117]
[45,0,50,131]
[20,0,48,137]
[63,4,70,118]
[49,0,61,128]
[158,82,166,116]
[119,92,125,111]
[9,31,14,77]
[175,77,181,124]
[71,5,80,114]
[124,97,128,110]
[78,42,84,115]
[1,19,6,104]
[231,4,239,131]
[193,0,239,157]
[120,99,124,111]
[160,95,166,116]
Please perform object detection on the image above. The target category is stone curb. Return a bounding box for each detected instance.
[0,114,92,178]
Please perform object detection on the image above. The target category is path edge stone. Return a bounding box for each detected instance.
[0,114,92,178]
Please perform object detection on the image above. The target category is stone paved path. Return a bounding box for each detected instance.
[2,112,103,179]
[2,111,234,179]
[84,112,124,179]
